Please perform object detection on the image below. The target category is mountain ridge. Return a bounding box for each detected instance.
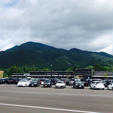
[0,41,113,70]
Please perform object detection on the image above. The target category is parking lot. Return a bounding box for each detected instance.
[0,85,112,113]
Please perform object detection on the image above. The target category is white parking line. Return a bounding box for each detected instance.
[0,103,99,113]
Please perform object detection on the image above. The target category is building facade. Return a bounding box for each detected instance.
[11,69,93,79]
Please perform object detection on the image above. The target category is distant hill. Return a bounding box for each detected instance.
[0,41,113,70]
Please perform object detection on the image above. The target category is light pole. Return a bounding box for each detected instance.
[50,64,53,78]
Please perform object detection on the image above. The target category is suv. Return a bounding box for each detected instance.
[55,81,66,88]
[29,78,40,87]
[17,78,31,87]
[73,80,84,89]
[90,81,105,90]
[43,79,52,88]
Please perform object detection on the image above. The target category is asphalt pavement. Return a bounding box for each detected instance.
[0,85,112,113]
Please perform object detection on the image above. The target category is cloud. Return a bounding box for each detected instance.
[0,0,113,54]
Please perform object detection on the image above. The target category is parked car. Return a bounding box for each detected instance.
[102,79,111,87]
[73,80,84,89]
[90,81,105,90]
[55,81,66,88]
[39,78,46,85]
[29,78,40,87]
[65,79,70,86]
[0,78,7,84]
[6,77,17,84]
[43,79,52,88]
[60,78,67,83]
[6,77,20,84]
[68,78,75,86]
[17,78,31,87]
[107,81,113,90]
[81,79,92,87]
[60,78,71,86]
[50,78,60,85]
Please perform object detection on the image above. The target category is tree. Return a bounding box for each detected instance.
[7,66,20,76]
[66,64,79,71]
[104,72,109,79]
[85,65,94,70]
[93,64,106,71]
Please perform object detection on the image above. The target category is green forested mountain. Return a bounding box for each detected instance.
[0,41,113,70]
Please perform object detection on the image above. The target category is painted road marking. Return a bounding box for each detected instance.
[0,103,100,113]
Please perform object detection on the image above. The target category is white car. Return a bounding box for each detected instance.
[107,82,113,90]
[90,81,105,90]
[17,79,31,87]
[55,81,66,88]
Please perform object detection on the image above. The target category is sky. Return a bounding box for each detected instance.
[0,0,113,54]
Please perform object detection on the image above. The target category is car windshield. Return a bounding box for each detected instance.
[44,80,50,83]
[70,79,74,81]
[40,78,45,81]
[92,81,101,83]
[31,78,38,82]
[75,79,80,82]
[20,79,28,82]
[57,81,64,83]
[76,81,82,84]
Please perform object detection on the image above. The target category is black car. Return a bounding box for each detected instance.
[6,77,19,84]
[102,79,112,87]
[73,80,84,89]
[65,79,71,86]
[0,78,7,84]
[50,78,59,85]
[43,79,52,88]
[81,79,92,87]
[69,78,75,86]
[29,78,40,87]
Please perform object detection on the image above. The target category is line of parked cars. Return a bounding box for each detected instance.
[0,77,113,90]
[17,78,66,88]
[0,78,20,84]
[90,79,113,90]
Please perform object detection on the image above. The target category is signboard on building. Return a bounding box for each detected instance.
[0,71,4,78]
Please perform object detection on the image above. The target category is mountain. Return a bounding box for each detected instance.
[0,41,113,70]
